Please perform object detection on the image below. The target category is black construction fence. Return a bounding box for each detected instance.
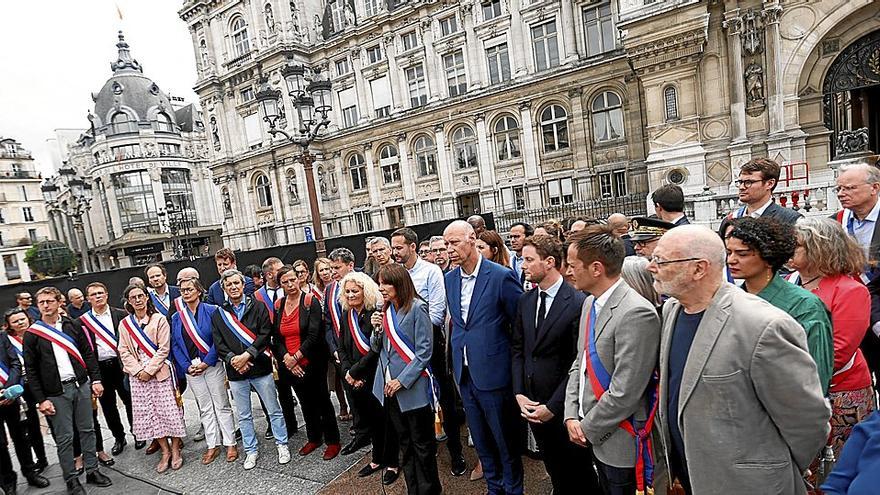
[493,194,648,232]
[0,214,496,309]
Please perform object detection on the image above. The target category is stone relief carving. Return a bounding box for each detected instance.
[210,116,221,151]
[265,3,276,33]
[313,14,323,42]
[344,2,355,28]
[836,128,872,157]
[745,63,764,103]
[741,9,763,55]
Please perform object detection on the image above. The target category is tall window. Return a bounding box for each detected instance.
[366,45,384,64]
[22,207,34,222]
[378,145,401,185]
[162,169,196,229]
[406,64,428,108]
[583,3,615,57]
[364,0,379,17]
[540,105,569,152]
[111,112,137,134]
[342,105,359,128]
[486,43,511,84]
[532,21,559,71]
[494,116,521,161]
[500,186,526,210]
[155,112,174,132]
[439,16,458,37]
[113,171,160,233]
[354,211,373,231]
[592,91,624,142]
[452,126,478,169]
[598,170,627,197]
[330,0,344,32]
[387,206,404,228]
[254,173,273,208]
[111,144,142,160]
[413,135,437,176]
[231,16,250,57]
[401,31,419,51]
[349,153,368,191]
[335,57,351,76]
[547,177,574,205]
[482,0,502,20]
[664,86,679,121]
[444,50,467,97]
[420,199,442,221]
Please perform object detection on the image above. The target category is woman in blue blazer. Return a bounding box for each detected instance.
[370,264,440,495]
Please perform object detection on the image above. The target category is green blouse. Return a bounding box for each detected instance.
[757,275,834,395]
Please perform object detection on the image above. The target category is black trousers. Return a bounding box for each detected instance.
[0,400,37,486]
[595,458,636,495]
[278,358,340,444]
[531,418,600,494]
[96,358,132,442]
[431,326,463,459]
[23,386,46,464]
[73,405,104,456]
[387,398,441,495]
[349,380,398,467]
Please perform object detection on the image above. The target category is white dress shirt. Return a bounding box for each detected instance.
[265,286,285,302]
[51,320,77,381]
[408,257,446,327]
[91,307,117,361]
[749,198,773,218]
[579,277,624,418]
[535,276,564,328]
[460,255,483,367]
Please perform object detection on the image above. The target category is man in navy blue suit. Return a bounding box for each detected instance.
[206,248,255,305]
[444,220,524,495]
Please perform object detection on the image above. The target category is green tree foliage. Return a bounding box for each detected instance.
[24,240,77,278]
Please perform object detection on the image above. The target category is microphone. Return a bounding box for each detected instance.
[2,384,24,400]
[373,299,384,334]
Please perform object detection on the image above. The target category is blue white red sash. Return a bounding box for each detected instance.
[7,335,23,360]
[785,271,801,285]
[27,321,87,369]
[79,310,118,353]
[175,299,209,355]
[254,287,276,323]
[348,309,370,356]
[382,304,438,409]
[149,290,170,316]
[309,284,323,304]
[121,315,159,358]
[0,361,9,386]
[218,309,271,356]
[328,282,342,338]
[583,300,657,493]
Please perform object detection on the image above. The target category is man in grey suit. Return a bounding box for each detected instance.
[648,225,830,494]
[563,225,661,495]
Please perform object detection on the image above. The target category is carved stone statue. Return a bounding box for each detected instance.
[745,63,764,103]
[313,14,323,41]
[144,142,157,157]
[344,2,355,27]
[210,116,221,151]
[836,127,872,157]
[265,3,276,33]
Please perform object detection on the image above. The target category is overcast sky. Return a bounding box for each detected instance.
[0,1,198,176]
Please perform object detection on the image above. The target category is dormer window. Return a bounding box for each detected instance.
[155,112,174,132]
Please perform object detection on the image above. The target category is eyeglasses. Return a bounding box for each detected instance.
[431,248,446,253]
[127,293,147,300]
[180,287,197,294]
[733,179,765,188]
[834,183,869,194]
[633,239,659,247]
[648,256,703,266]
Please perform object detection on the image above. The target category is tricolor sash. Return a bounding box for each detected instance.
[7,335,23,361]
[218,309,271,357]
[348,309,370,356]
[149,290,170,317]
[785,271,801,285]
[310,284,323,304]
[382,304,438,409]
[79,310,118,353]
[837,209,880,284]
[582,301,658,494]
[328,282,343,338]
[27,321,87,369]
[0,361,9,386]
[254,287,277,323]
[121,315,159,358]
[175,299,210,355]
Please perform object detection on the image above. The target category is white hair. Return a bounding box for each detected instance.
[839,162,880,184]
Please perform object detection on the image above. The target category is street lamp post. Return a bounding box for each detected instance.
[52,172,94,274]
[158,195,196,261]
[256,61,332,257]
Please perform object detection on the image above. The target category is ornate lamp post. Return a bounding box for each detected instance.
[47,168,93,273]
[158,195,195,260]
[256,61,332,256]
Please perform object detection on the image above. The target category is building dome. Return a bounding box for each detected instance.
[91,32,177,134]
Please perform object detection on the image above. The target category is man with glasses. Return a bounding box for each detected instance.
[418,240,435,263]
[623,217,675,259]
[15,293,40,321]
[718,158,802,235]
[647,225,829,494]
[430,236,451,273]
[832,162,880,380]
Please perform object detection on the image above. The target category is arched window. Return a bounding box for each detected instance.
[452,126,478,169]
[592,91,624,142]
[231,16,250,57]
[254,173,273,208]
[111,112,137,134]
[222,188,233,218]
[494,116,521,161]
[413,135,437,177]
[664,86,679,121]
[378,144,400,185]
[540,105,569,152]
[349,153,368,191]
[155,112,174,132]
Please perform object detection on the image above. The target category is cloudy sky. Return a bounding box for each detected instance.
[0,1,198,176]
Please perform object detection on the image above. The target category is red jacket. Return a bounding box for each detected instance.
[813,274,873,392]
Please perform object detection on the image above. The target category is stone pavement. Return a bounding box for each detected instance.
[10,388,551,494]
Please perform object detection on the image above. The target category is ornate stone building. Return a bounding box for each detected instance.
[180,0,649,249]
[44,33,223,269]
[0,138,51,284]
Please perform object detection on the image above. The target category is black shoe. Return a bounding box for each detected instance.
[235,429,242,440]
[66,478,86,495]
[33,458,48,473]
[382,468,400,485]
[357,463,383,477]
[264,428,273,440]
[99,456,115,467]
[26,473,50,488]
[72,467,84,477]
[111,439,127,456]
[341,436,371,455]
[134,440,146,450]
[450,455,467,476]
[86,469,112,487]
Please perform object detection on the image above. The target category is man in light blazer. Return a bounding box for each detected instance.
[563,225,661,494]
[444,220,524,495]
[648,225,830,494]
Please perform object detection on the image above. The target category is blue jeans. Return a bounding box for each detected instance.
[229,373,287,454]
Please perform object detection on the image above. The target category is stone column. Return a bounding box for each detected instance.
[519,100,542,207]
[475,113,496,190]
[398,133,416,202]
[508,0,528,76]
[384,34,405,113]
[350,47,372,122]
[461,2,485,90]
[722,10,748,144]
[763,4,785,136]
[421,17,443,101]
[364,143,381,206]
[234,170,257,249]
[271,158,290,244]
[434,123,453,195]
[560,0,579,63]
[334,153,352,213]
[568,87,590,171]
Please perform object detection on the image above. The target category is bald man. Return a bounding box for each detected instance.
[467,215,487,236]
[648,226,829,494]
[607,213,635,256]
[176,267,200,285]
[66,288,91,319]
[444,220,524,494]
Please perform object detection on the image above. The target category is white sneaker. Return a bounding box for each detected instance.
[277,444,291,465]
[243,452,258,470]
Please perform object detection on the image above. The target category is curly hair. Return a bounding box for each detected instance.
[726,217,796,273]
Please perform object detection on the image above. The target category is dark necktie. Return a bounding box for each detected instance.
[520,260,526,285]
[536,291,547,334]
[269,288,276,303]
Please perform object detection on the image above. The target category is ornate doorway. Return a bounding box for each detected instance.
[823,29,880,157]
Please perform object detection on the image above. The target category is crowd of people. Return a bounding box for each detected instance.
[2,156,880,495]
